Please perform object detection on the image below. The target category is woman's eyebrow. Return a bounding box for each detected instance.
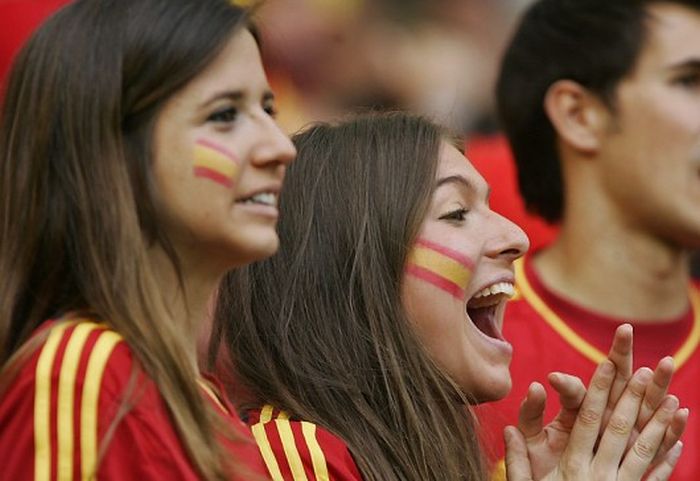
[435,175,491,202]
[200,89,275,109]
[436,174,472,190]
[201,90,244,108]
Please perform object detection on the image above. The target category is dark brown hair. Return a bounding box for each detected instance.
[498,0,700,222]
[0,0,255,479]
[213,112,486,481]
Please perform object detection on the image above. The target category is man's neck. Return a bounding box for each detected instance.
[534,220,691,322]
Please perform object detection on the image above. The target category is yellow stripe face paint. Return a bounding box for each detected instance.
[406,238,474,299]
[193,139,241,188]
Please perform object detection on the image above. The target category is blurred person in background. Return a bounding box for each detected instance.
[479,1,700,480]
[253,0,524,134]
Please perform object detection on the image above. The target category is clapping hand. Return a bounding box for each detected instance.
[504,324,688,481]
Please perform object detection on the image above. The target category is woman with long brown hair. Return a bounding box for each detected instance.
[213,112,686,481]
[0,0,295,479]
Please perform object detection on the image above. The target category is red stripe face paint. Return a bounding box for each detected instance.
[193,139,241,188]
[406,238,475,300]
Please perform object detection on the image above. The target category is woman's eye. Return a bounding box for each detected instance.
[207,107,238,123]
[439,208,468,222]
[263,103,278,118]
[673,72,700,89]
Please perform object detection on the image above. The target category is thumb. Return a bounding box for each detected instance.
[504,426,534,481]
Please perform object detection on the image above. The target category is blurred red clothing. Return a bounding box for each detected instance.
[465,134,558,251]
[0,0,69,86]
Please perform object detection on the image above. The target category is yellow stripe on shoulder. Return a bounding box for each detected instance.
[275,416,309,481]
[252,405,331,481]
[252,404,285,481]
[34,320,77,481]
[80,328,122,481]
[57,322,103,481]
[301,422,330,481]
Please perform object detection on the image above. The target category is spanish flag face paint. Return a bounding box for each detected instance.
[193,139,241,189]
[406,238,474,300]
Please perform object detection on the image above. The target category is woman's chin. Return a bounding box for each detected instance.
[468,377,512,405]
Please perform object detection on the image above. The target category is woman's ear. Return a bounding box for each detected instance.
[544,79,610,154]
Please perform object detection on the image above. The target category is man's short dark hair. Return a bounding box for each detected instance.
[497,0,700,223]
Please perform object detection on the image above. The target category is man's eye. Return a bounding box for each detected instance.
[208,107,238,123]
[439,208,468,222]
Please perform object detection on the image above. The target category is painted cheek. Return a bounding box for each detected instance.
[406,238,474,300]
[192,138,241,189]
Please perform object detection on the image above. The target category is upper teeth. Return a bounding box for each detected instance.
[245,192,276,206]
[472,282,515,299]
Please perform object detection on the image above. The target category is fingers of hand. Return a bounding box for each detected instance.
[594,367,652,469]
[566,361,616,457]
[504,426,535,481]
[619,395,680,480]
[606,324,634,413]
[549,373,586,432]
[645,441,683,481]
[519,382,547,439]
[637,356,675,430]
[549,372,586,410]
[651,407,689,466]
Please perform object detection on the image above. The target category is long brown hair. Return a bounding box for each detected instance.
[213,112,486,480]
[0,0,255,479]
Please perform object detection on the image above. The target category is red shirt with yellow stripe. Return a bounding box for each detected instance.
[0,319,269,480]
[477,254,700,481]
[247,405,363,481]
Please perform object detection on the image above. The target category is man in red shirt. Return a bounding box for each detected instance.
[479,1,700,480]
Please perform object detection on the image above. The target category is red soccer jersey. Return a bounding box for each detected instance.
[247,405,364,481]
[477,254,700,481]
[0,318,269,480]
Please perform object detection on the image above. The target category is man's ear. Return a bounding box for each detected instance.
[544,79,609,154]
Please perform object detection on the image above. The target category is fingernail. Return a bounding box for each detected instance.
[503,426,514,443]
[634,367,653,383]
[663,395,679,411]
[601,360,615,375]
[662,355,675,365]
[671,441,684,460]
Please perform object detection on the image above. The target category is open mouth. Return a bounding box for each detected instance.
[236,192,277,206]
[466,282,514,341]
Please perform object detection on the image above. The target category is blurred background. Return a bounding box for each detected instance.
[0,0,552,251]
[248,0,531,136]
[247,0,557,248]
[2,0,532,137]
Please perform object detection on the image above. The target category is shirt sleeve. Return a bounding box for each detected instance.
[0,320,206,481]
[250,405,364,481]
